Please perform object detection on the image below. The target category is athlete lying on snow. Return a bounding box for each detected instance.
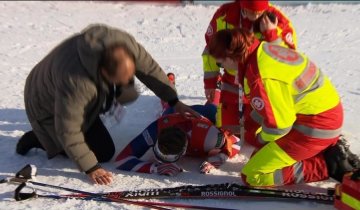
[114,104,241,176]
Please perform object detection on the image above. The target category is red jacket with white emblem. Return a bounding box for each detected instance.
[115,113,241,173]
[203,1,297,89]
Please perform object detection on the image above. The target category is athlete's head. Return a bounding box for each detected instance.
[153,126,188,163]
[208,28,254,68]
[239,0,269,21]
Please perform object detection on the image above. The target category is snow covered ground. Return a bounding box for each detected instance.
[0,1,359,209]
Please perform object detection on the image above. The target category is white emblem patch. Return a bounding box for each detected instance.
[206,25,213,36]
[285,33,293,44]
[197,122,209,129]
[142,130,153,145]
[251,97,265,110]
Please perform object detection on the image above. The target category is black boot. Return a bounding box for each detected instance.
[16,131,44,155]
[348,152,360,169]
[337,135,360,168]
[324,136,357,182]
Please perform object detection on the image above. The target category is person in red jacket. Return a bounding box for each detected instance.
[203,0,297,135]
[207,28,359,186]
[114,112,241,176]
[114,73,240,176]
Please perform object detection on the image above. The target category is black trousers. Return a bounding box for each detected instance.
[30,117,115,162]
[83,117,115,162]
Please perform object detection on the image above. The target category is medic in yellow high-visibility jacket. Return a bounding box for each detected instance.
[207,28,351,187]
[202,0,297,135]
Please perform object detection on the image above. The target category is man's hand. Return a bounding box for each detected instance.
[88,167,113,185]
[154,163,183,176]
[260,15,278,32]
[200,153,228,174]
[205,89,216,103]
[174,101,201,118]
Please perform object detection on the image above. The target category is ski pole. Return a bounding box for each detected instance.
[1,165,169,210]
[2,165,233,210]
[14,182,235,210]
[14,182,170,210]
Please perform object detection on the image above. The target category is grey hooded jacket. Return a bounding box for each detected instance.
[24,24,177,172]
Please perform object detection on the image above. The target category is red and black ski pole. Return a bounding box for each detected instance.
[2,164,234,210]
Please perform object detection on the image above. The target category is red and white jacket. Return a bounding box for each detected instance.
[114,113,241,173]
[203,1,297,89]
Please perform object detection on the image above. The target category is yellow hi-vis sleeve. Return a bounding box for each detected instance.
[257,79,296,143]
[202,47,220,73]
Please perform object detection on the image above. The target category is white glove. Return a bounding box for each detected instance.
[152,163,183,176]
[200,153,229,174]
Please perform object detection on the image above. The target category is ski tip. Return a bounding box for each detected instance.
[166,72,175,85]
[166,72,175,77]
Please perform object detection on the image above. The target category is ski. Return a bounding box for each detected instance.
[5,177,334,204]
[102,182,334,204]
[28,193,229,210]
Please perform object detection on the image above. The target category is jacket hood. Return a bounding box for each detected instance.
[76,23,137,82]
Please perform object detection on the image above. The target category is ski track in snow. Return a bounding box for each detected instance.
[0,1,359,210]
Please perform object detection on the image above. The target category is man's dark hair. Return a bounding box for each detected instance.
[158,126,187,155]
[99,43,135,76]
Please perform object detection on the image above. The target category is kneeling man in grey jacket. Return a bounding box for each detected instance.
[17,24,199,185]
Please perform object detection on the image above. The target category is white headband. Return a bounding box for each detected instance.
[153,139,188,163]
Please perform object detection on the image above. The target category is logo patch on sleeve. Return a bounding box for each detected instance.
[162,118,169,124]
[206,25,213,36]
[142,130,153,145]
[251,97,265,110]
[285,33,293,44]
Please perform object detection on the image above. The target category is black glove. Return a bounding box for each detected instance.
[351,168,360,181]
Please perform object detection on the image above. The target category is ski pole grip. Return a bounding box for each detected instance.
[14,182,37,201]
[15,164,37,179]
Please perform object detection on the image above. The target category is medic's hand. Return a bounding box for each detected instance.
[205,89,216,103]
[174,101,201,118]
[154,163,183,176]
[200,153,229,174]
[260,15,278,32]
